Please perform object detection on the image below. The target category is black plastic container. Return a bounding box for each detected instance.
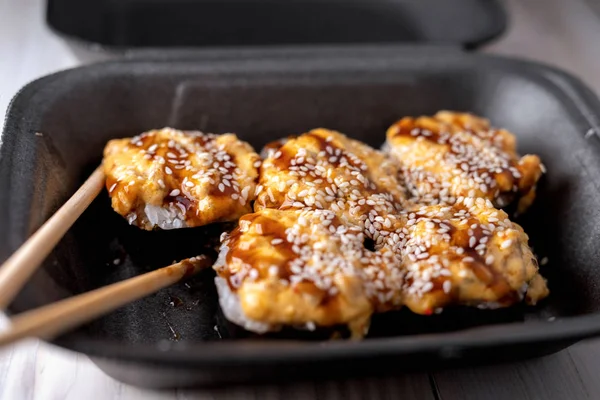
[46,0,506,50]
[2,46,600,388]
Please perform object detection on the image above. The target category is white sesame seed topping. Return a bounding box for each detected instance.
[443,280,452,294]
[469,236,477,248]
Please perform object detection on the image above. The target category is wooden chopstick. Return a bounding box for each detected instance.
[0,165,106,310]
[0,256,211,347]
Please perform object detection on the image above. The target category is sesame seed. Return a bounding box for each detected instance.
[249,269,259,281]
[170,189,180,196]
[241,186,250,200]
[267,188,275,203]
[443,280,451,294]
[422,282,434,292]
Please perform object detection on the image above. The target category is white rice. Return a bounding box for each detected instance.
[214,277,275,334]
[143,203,187,230]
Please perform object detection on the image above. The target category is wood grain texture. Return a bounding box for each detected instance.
[433,348,595,400]
[173,376,435,400]
[0,338,40,400]
[565,339,600,397]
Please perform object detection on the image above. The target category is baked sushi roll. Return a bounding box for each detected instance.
[214,191,548,336]
[255,128,406,226]
[213,208,403,339]
[366,196,549,315]
[103,128,261,230]
[385,111,544,214]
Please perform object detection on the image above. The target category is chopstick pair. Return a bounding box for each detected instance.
[0,166,210,347]
[0,257,210,347]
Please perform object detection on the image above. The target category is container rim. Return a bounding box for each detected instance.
[3,47,600,366]
[45,0,507,52]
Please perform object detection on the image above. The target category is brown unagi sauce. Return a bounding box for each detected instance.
[222,212,342,310]
[446,212,513,299]
[389,119,520,197]
[272,132,366,173]
[112,130,247,226]
[224,214,296,286]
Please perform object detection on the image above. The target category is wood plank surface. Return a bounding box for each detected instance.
[434,348,596,400]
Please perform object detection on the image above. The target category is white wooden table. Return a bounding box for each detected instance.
[2,0,600,398]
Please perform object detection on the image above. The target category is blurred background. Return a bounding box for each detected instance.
[2,0,600,126]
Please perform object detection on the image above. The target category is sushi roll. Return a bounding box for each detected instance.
[103,128,261,230]
[385,111,544,214]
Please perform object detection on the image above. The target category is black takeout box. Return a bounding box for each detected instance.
[46,0,506,49]
[2,0,600,389]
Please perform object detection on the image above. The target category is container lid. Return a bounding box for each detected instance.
[46,0,506,50]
